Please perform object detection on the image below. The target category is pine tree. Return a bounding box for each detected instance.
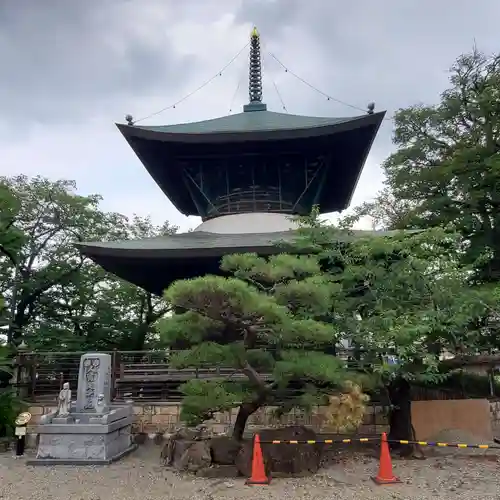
[158,252,362,441]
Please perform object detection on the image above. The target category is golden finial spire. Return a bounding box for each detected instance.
[243,26,266,111]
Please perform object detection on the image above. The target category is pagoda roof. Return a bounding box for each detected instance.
[117,109,385,218]
[76,228,407,295]
[78,230,296,259]
[118,109,385,143]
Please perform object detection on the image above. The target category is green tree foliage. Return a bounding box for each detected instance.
[340,188,417,232]
[0,181,25,328]
[0,182,25,261]
[292,221,496,379]
[0,175,173,351]
[35,215,175,351]
[0,296,5,329]
[292,217,499,452]
[347,49,500,281]
[158,252,361,440]
[0,345,25,438]
[0,175,123,345]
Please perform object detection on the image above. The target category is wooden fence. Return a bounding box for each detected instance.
[11,349,470,404]
[11,350,245,403]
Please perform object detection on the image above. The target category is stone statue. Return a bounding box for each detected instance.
[57,382,71,417]
[96,393,106,414]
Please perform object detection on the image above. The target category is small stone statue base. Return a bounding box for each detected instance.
[26,414,137,465]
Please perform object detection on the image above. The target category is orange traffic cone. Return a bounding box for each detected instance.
[372,432,400,485]
[246,434,270,485]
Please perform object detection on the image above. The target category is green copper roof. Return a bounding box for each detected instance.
[130,110,370,135]
[78,228,411,256]
[78,230,295,255]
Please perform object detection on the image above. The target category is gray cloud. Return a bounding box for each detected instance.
[235,0,302,38]
[0,0,199,126]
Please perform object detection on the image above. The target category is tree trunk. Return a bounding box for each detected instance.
[129,324,149,352]
[387,377,413,457]
[232,401,262,442]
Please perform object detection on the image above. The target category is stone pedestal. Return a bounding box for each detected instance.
[26,414,136,465]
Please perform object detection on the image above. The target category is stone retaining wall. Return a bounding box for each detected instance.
[27,402,389,437]
[26,400,500,441]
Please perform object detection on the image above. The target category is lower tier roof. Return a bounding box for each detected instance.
[77,229,402,295]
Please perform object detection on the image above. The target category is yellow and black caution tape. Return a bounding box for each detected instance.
[262,438,377,445]
[260,437,500,449]
[388,439,498,450]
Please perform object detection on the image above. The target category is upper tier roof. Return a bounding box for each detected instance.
[117,109,385,143]
[116,110,385,218]
[128,110,364,135]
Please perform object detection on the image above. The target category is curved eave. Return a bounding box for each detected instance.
[76,232,292,294]
[335,112,385,209]
[76,228,411,294]
[116,111,386,144]
[77,239,281,260]
[77,227,407,260]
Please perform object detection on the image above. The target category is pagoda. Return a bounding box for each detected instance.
[78,28,385,295]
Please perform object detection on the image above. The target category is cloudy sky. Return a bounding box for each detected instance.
[2,0,499,232]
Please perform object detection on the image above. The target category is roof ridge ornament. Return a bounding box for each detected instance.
[243,26,267,112]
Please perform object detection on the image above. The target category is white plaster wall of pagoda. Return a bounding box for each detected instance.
[193,213,299,234]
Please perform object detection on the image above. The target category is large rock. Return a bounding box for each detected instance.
[210,436,242,465]
[162,439,211,472]
[236,426,323,477]
[161,426,212,472]
[180,441,212,472]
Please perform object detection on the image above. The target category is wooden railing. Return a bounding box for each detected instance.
[11,350,246,402]
[13,349,373,403]
[10,349,481,404]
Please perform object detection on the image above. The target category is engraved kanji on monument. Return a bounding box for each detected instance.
[75,353,112,412]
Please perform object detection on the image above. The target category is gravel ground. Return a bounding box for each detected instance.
[1,444,500,500]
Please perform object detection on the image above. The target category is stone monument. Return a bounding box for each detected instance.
[27,353,137,465]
